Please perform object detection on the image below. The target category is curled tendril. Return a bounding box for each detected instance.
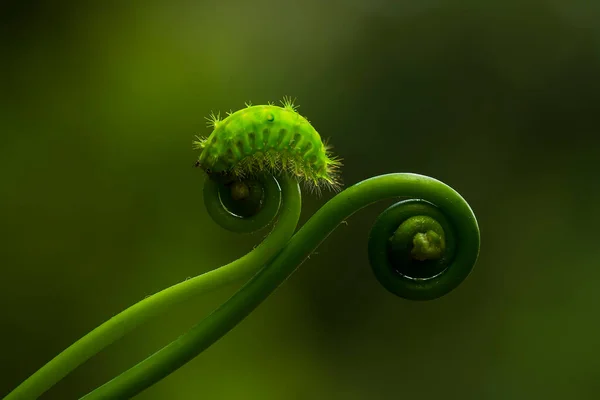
[5,172,480,400]
[80,172,480,399]
[369,199,472,300]
[203,173,283,233]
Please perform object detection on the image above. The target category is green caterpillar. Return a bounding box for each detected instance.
[193,97,342,191]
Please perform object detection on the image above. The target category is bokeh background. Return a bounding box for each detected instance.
[2,0,600,399]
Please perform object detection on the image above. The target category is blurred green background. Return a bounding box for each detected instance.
[2,0,600,399]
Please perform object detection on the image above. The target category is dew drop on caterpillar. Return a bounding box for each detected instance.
[193,96,343,193]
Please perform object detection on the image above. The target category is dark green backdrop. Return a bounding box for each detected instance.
[2,0,599,399]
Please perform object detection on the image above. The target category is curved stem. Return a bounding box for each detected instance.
[4,179,302,400]
[82,173,480,399]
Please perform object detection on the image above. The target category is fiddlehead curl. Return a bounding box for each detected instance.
[202,173,282,233]
[368,198,476,300]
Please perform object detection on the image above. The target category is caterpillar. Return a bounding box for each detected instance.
[193,96,342,192]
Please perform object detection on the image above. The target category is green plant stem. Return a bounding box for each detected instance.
[4,179,302,400]
[82,173,480,399]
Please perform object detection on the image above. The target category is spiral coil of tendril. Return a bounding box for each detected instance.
[205,172,479,301]
[5,172,479,400]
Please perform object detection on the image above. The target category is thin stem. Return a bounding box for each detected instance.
[4,179,302,400]
[82,173,480,399]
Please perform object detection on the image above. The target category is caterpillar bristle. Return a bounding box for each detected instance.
[212,150,341,195]
[192,135,208,150]
[327,159,343,170]
[205,111,222,129]
[280,95,299,113]
[323,136,336,152]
